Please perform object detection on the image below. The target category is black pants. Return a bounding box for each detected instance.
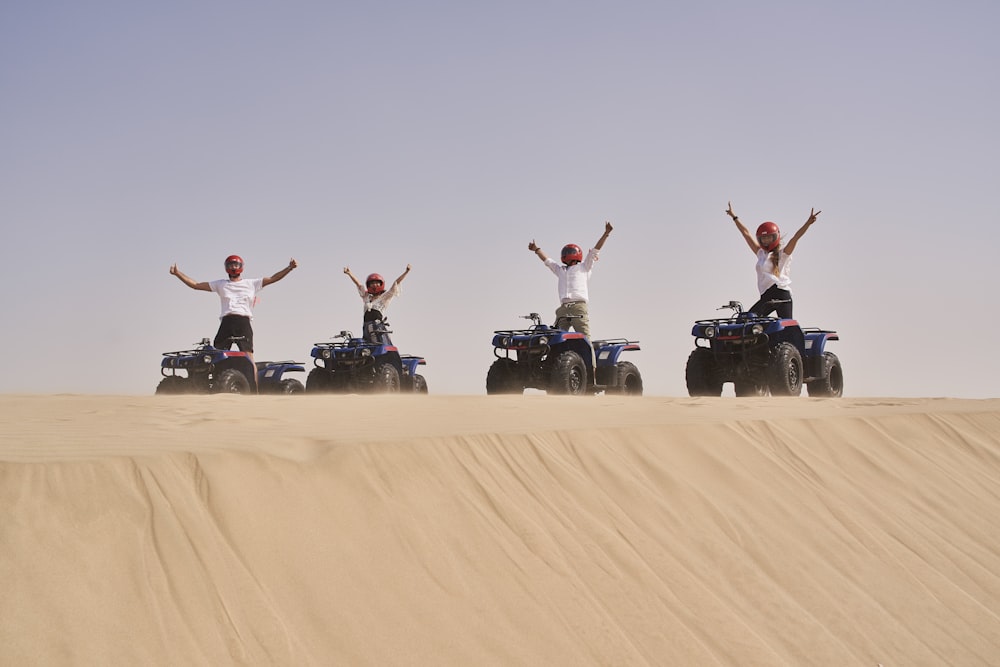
[363,310,392,345]
[215,314,254,352]
[750,285,793,319]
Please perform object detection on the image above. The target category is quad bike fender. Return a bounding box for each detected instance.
[594,342,640,367]
[802,331,839,358]
[766,325,805,354]
[400,355,426,377]
[374,349,403,373]
[802,331,840,381]
[556,339,597,372]
[215,355,257,387]
[257,362,305,384]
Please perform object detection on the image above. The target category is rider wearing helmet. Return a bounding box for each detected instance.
[344,264,412,343]
[169,254,298,352]
[528,221,613,338]
[725,202,821,318]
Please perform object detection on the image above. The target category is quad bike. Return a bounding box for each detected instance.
[685,300,843,397]
[306,320,428,394]
[156,337,305,395]
[487,312,642,395]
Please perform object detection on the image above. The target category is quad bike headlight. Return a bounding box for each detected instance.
[537,336,549,346]
[702,326,716,339]
[202,355,213,364]
[501,336,511,347]
[751,324,764,335]
[321,349,332,359]
[361,349,372,357]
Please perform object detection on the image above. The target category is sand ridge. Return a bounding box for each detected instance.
[2,395,999,665]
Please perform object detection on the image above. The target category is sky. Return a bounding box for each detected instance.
[2,1,998,397]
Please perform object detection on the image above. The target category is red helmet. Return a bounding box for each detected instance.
[755,222,781,251]
[365,273,385,295]
[561,244,583,265]
[224,254,244,277]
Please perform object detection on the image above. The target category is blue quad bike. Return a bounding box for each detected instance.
[487,313,643,395]
[685,300,843,397]
[156,338,306,395]
[306,321,428,394]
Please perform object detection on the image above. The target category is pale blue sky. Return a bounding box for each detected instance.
[2,2,997,396]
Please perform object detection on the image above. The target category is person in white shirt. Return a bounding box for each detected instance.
[343,265,411,343]
[725,202,820,319]
[169,254,298,352]
[528,222,613,338]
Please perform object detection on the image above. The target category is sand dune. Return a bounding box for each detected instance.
[2,395,999,665]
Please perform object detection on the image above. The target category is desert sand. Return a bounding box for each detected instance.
[2,394,1000,666]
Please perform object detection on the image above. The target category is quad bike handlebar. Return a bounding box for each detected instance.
[325,320,394,342]
[178,335,245,350]
[717,299,791,316]
[520,312,582,327]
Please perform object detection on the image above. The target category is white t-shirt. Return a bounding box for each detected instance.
[209,278,265,319]
[544,248,599,302]
[755,249,792,293]
[357,282,401,314]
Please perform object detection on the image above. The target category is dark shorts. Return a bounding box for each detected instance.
[215,314,254,352]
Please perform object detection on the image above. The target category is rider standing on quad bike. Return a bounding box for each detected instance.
[725,202,820,319]
[343,264,411,343]
[169,255,298,352]
[528,221,612,338]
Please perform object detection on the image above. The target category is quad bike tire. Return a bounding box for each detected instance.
[215,368,253,394]
[486,359,524,395]
[306,368,331,393]
[685,348,723,397]
[806,352,844,398]
[372,361,401,393]
[734,377,769,397]
[411,374,428,394]
[155,376,189,395]
[767,342,803,396]
[550,350,587,395]
[608,361,643,396]
[279,378,305,394]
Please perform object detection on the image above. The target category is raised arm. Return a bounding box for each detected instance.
[528,240,549,262]
[782,208,821,255]
[262,258,298,286]
[169,264,210,291]
[594,221,613,250]
[392,264,412,287]
[343,266,363,289]
[726,202,760,254]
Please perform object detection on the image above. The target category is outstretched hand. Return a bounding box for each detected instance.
[604,221,613,234]
[528,240,538,252]
[288,258,298,269]
[169,264,178,275]
[726,201,738,220]
[807,208,822,224]
[343,266,352,274]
